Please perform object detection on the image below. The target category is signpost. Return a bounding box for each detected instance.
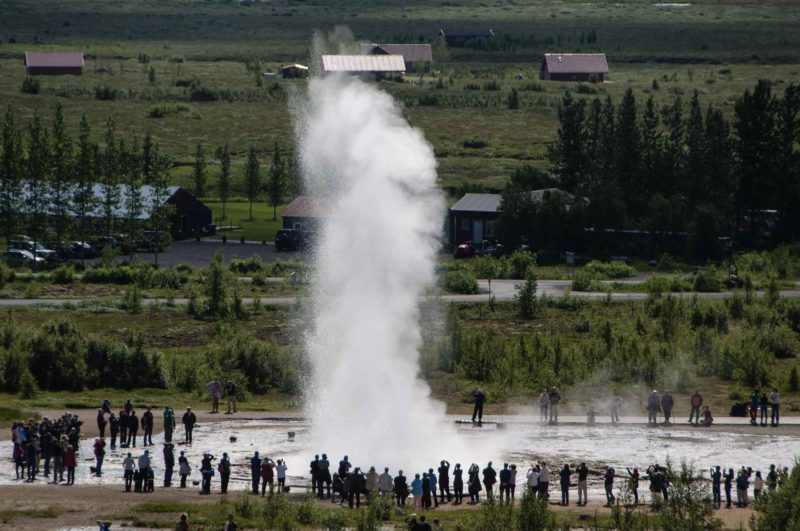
[565,251,575,278]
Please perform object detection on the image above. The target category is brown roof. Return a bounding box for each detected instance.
[542,53,608,75]
[25,51,84,68]
[321,54,405,73]
[281,196,328,219]
[360,43,433,63]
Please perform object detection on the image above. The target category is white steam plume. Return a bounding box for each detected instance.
[296,72,469,471]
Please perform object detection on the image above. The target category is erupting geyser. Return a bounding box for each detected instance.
[297,72,467,469]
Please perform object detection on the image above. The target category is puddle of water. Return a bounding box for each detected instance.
[3,418,798,495]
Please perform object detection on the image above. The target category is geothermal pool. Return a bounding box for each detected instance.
[3,417,798,495]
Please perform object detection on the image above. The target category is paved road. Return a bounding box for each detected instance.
[3,278,800,307]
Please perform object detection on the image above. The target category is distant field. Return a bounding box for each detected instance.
[1,0,800,190]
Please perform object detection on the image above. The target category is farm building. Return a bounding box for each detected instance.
[449,189,573,246]
[439,29,494,47]
[12,183,212,239]
[321,55,405,78]
[25,51,84,75]
[360,43,432,71]
[449,193,502,246]
[540,53,609,82]
[281,63,309,79]
[281,196,328,231]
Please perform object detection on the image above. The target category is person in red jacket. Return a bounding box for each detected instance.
[260,458,275,496]
[689,391,703,424]
[64,445,77,485]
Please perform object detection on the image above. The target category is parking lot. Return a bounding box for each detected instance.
[124,238,301,268]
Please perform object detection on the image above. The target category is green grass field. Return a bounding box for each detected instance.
[1,0,799,191]
[206,201,287,242]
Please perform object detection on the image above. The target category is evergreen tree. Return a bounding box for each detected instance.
[123,135,143,259]
[100,120,121,238]
[515,267,538,319]
[267,143,285,221]
[286,145,303,199]
[50,104,74,246]
[215,144,231,222]
[774,83,800,239]
[244,146,260,221]
[615,88,641,218]
[1,109,22,247]
[661,96,686,201]
[703,105,735,219]
[584,98,603,194]
[734,80,777,231]
[547,90,587,193]
[640,96,662,200]
[25,113,50,244]
[145,136,172,267]
[193,141,206,198]
[72,115,96,263]
[685,91,706,209]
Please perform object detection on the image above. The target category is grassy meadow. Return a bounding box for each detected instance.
[1,0,799,191]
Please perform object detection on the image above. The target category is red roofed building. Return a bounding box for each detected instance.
[540,53,608,82]
[281,196,328,231]
[25,51,84,76]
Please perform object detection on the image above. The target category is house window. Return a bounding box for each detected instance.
[485,221,494,237]
[460,218,470,231]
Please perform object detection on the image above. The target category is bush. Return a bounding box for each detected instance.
[122,285,143,314]
[462,138,488,149]
[94,84,118,101]
[571,271,597,292]
[758,325,798,359]
[585,260,635,279]
[51,265,75,284]
[21,77,40,94]
[83,265,136,284]
[484,80,501,91]
[229,255,266,274]
[439,270,479,294]
[515,268,538,319]
[189,82,219,102]
[19,368,38,399]
[508,88,520,109]
[693,267,722,292]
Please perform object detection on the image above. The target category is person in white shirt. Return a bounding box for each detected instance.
[770,388,780,426]
[526,466,539,496]
[123,453,136,492]
[378,467,394,496]
[276,459,288,489]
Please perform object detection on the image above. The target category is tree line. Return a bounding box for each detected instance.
[191,138,302,224]
[0,106,172,255]
[500,80,800,260]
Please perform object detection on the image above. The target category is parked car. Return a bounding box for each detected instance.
[60,241,97,260]
[10,240,60,263]
[453,241,475,259]
[275,229,315,251]
[5,249,46,268]
[91,236,118,252]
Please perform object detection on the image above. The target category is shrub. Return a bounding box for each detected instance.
[51,265,75,284]
[515,268,538,319]
[94,84,118,101]
[693,267,721,292]
[83,265,137,284]
[758,325,798,359]
[585,260,635,279]
[229,255,266,274]
[571,271,597,292]
[189,82,219,102]
[508,250,537,279]
[576,83,598,94]
[19,368,38,399]
[484,80,501,91]
[508,88,520,109]
[21,77,40,94]
[439,270,478,294]
[122,285,143,314]
[462,138,488,149]
[418,94,439,106]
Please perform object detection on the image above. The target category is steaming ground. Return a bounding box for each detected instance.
[294,73,488,471]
